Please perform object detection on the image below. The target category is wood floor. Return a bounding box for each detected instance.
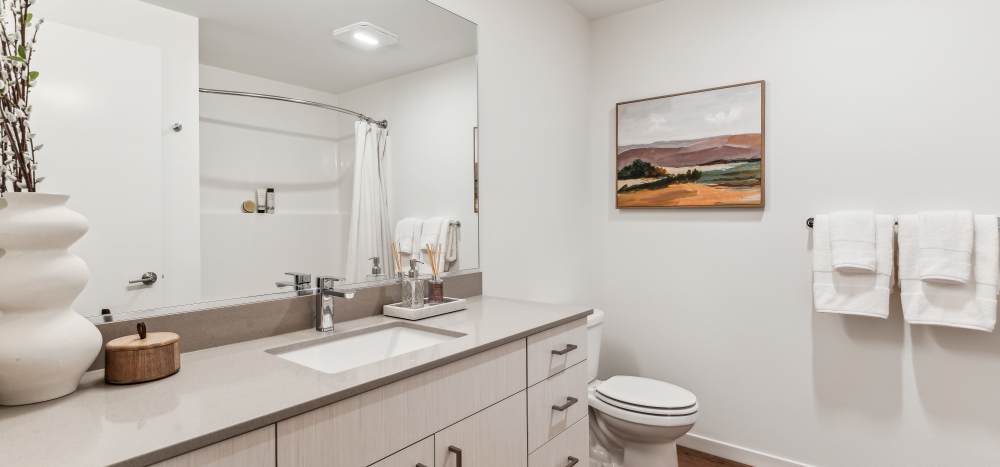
[678,446,752,467]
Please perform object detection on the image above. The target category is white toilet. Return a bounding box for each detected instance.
[586,309,698,467]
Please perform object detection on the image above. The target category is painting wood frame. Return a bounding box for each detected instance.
[615,80,765,209]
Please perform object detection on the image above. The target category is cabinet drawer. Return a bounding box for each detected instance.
[528,415,588,467]
[527,319,587,386]
[369,436,433,467]
[277,339,526,467]
[152,426,275,467]
[527,360,588,452]
[435,392,528,467]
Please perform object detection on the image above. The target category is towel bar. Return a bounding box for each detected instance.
[806,217,1000,229]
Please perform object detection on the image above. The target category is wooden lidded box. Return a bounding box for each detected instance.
[105,323,180,385]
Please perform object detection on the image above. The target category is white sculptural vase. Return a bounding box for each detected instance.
[0,192,102,405]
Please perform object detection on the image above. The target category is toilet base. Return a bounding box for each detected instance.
[589,407,693,467]
[623,440,678,467]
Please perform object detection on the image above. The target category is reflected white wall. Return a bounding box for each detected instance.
[337,56,480,271]
[199,65,349,300]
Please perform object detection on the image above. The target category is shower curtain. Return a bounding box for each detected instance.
[345,121,392,283]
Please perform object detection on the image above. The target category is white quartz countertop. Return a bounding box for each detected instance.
[0,296,590,467]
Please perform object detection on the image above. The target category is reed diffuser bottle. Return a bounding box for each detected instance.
[426,243,445,304]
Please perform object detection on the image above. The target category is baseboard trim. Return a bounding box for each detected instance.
[679,433,813,467]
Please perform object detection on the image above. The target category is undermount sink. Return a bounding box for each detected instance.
[267,322,465,374]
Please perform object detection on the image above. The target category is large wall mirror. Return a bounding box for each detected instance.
[31,0,478,319]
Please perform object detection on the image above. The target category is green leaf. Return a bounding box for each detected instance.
[28,71,39,81]
[4,55,25,63]
[24,13,32,23]
[17,46,26,59]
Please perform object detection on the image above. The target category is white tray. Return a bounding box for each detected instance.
[383,297,467,321]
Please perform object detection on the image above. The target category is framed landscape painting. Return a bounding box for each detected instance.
[616,81,765,208]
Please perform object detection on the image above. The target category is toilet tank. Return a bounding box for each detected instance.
[586,309,605,382]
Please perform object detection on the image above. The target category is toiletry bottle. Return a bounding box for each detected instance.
[401,259,425,309]
[256,188,266,213]
[368,257,384,281]
[265,188,275,214]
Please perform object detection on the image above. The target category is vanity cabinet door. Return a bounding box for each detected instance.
[151,425,275,467]
[434,391,527,467]
[369,436,434,467]
[277,340,526,467]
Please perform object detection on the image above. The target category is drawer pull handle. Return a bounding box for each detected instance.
[551,344,578,356]
[552,396,579,411]
[566,456,580,467]
[448,445,463,467]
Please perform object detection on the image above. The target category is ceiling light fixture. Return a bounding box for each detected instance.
[333,22,398,50]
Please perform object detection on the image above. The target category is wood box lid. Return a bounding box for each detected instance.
[106,332,179,351]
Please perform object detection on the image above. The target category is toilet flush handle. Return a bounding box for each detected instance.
[565,457,580,467]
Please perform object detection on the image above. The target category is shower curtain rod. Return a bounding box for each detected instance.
[199,88,388,129]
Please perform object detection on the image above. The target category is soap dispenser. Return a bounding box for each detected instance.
[401,258,425,309]
[367,256,384,281]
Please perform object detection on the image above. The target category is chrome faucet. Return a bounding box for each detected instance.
[276,272,311,292]
[315,276,356,332]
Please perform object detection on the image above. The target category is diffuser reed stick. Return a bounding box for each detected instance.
[391,241,402,276]
[426,243,439,279]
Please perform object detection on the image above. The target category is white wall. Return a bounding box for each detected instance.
[199,65,348,300]
[428,0,592,302]
[589,1,1000,466]
[33,0,201,315]
[337,56,480,272]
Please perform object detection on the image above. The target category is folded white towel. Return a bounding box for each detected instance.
[830,210,877,272]
[899,214,999,332]
[395,217,422,254]
[813,214,895,318]
[918,211,974,284]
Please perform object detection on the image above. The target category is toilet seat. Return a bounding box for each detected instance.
[596,376,697,410]
[588,376,698,427]
[595,392,697,416]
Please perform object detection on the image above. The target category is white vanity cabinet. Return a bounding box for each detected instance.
[276,339,527,466]
[369,437,434,467]
[150,426,276,467]
[434,391,528,467]
[152,317,589,467]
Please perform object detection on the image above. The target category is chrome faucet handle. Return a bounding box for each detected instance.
[276,272,312,289]
[285,272,312,284]
[316,276,343,289]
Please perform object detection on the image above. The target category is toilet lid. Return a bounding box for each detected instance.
[596,376,697,410]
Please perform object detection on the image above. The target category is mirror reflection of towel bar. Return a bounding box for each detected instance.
[805,216,1000,229]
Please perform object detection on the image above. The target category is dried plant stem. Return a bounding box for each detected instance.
[0,0,40,193]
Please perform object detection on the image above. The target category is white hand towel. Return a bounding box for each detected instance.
[812,214,894,318]
[395,217,422,254]
[444,221,460,271]
[899,215,998,332]
[419,217,446,252]
[829,210,877,272]
[918,210,974,284]
[418,217,447,274]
